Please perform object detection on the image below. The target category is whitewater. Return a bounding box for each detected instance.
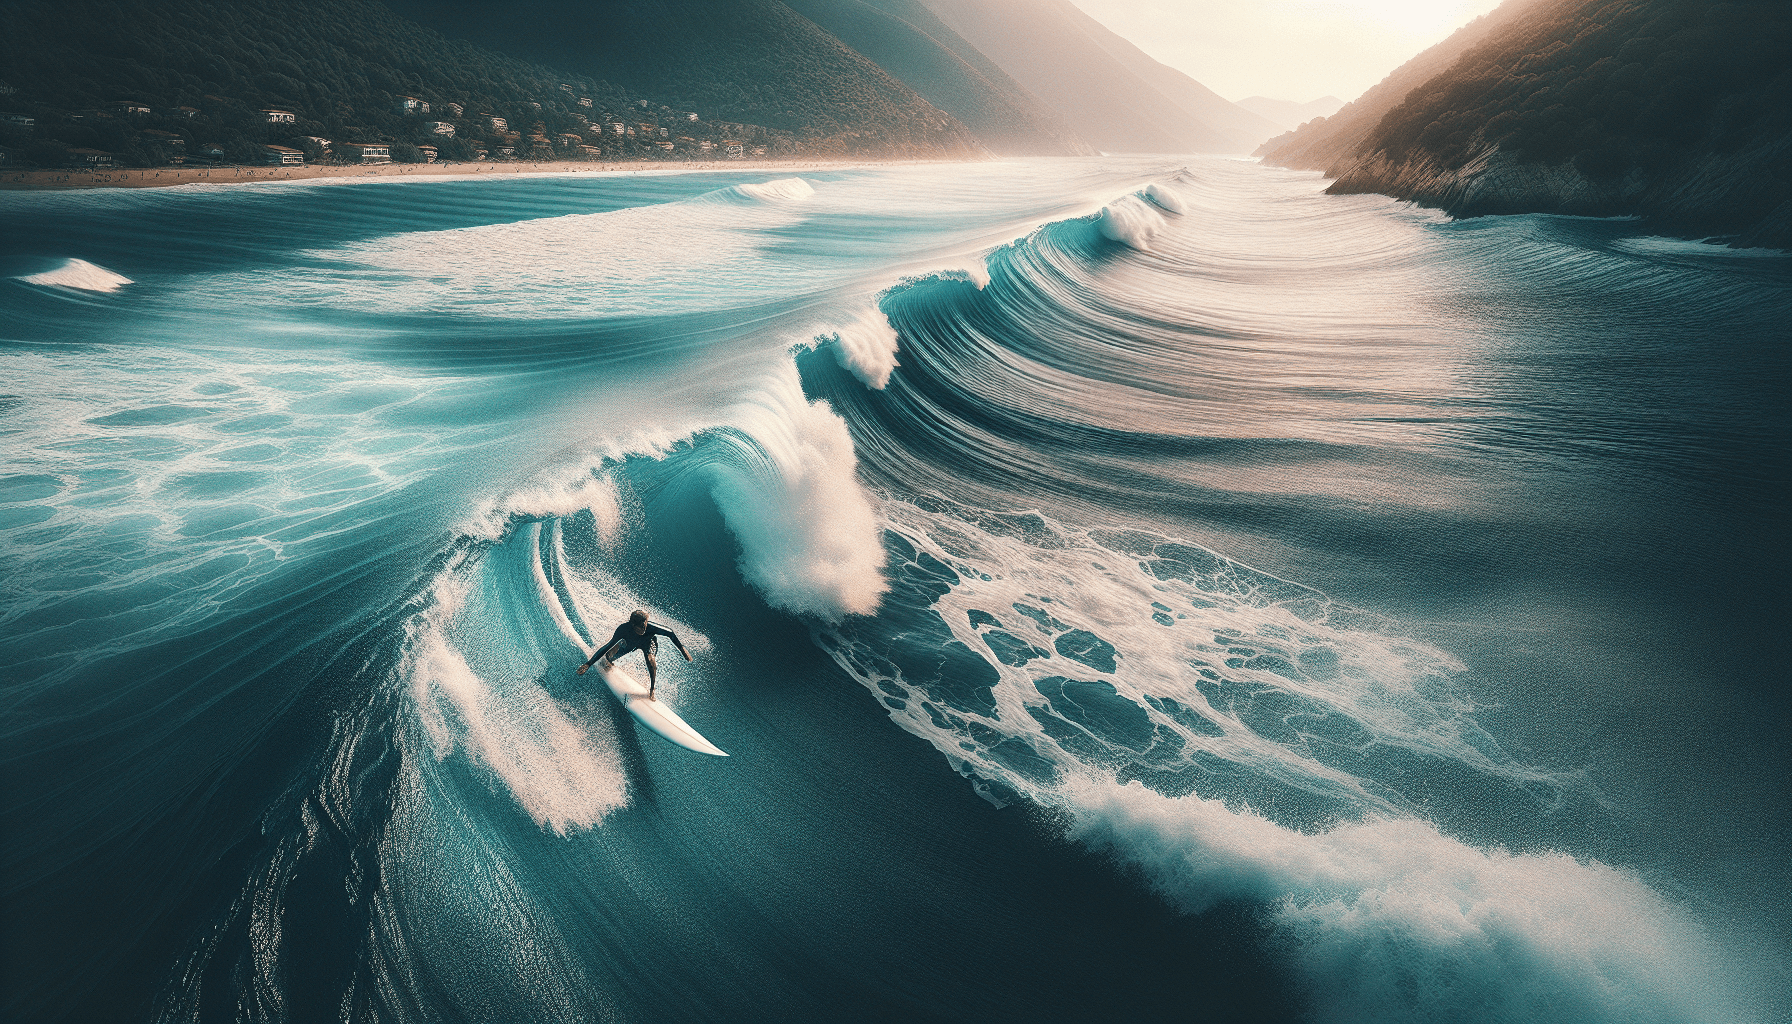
[2,157,1787,1023]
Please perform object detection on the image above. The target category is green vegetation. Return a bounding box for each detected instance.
[0,0,840,168]
[385,0,983,158]
[1364,0,1789,178]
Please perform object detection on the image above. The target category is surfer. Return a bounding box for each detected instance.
[576,609,691,700]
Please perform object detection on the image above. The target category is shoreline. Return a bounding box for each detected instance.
[0,157,959,192]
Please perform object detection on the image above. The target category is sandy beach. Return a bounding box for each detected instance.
[0,157,941,191]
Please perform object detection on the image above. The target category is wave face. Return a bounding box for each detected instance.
[2,160,1788,1023]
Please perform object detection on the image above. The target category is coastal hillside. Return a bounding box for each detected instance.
[0,0,795,167]
[783,0,1092,156]
[385,0,984,158]
[1263,0,1792,247]
[1253,0,1550,173]
[916,0,1280,154]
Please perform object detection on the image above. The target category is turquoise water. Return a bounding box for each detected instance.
[2,158,1788,1022]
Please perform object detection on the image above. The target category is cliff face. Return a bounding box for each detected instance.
[1262,0,1792,248]
[1330,135,1792,248]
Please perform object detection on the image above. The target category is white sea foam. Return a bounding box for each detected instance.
[821,501,1754,1021]
[1069,778,1745,1023]
[706,363,887,619]
[820,299,901,389]
[18,258,133,292]
[1095,194,1167,249]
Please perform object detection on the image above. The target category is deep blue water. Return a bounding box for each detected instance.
[2,159,1788,1022]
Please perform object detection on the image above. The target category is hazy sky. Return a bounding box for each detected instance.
[1074,0,1506,103]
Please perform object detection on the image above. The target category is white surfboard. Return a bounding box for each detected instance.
[597,661,728,757]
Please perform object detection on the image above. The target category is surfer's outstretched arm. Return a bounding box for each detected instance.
[653,624,693,661]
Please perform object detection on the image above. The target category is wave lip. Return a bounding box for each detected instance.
[1094,194,1168,249]
[18,258,133,292]
[820,299,902,390]
[713,177,816,204]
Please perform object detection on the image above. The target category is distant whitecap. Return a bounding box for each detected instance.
[18,258,133,292]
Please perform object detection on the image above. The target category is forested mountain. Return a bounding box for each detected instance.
[0,0,669,166]
[915,0,1280,154]
[1254,0,1551,173]
[782,0,1091,155]
[1261,0,1791,247]
[384,0,984,157]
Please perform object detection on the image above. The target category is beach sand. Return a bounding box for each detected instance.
[0,157,950,191]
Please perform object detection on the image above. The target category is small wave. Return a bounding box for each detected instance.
[1143,182,1186,215]
[17,258,133,292]
[1094,194,1168,249]
[713,177,816,204]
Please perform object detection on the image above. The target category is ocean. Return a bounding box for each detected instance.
[2,157,1787,1022]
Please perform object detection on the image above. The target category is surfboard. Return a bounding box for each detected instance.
[597,660,728,757]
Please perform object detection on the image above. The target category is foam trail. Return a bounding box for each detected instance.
[405,537,629,835]
[819,501,1757,1022]
[18,258,133,292]
[704,362,887,620]
[821,298,902,389]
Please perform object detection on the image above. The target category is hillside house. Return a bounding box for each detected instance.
[396,96,429,114]
[66,148,115,167]
[698,140,714,152]
[425,121,456,136]
[472,146,489,160]
[482,115,507,132]
[578,97,592,108]
[444,102,464,117]
[1,113,34,127]
[607,122,626,135]
[142,129,187,162]
[655,141,674,152]
[685,112,699,121]
[415,145,438,163]
[262,109,297,124]
[260,144,304,166]
[110,101,151,116]
[339,143,390,164]
[495,145,516,158]
[577,145,601,158]
[160,106,199,119]
[556,133,583,147]
[723,141,743,159]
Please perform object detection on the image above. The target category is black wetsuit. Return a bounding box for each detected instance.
[583,622,683,669]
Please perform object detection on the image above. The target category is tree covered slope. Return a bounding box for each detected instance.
[385,0,985,157]
[783,0,1092,155]
[1263,0,1791,247]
